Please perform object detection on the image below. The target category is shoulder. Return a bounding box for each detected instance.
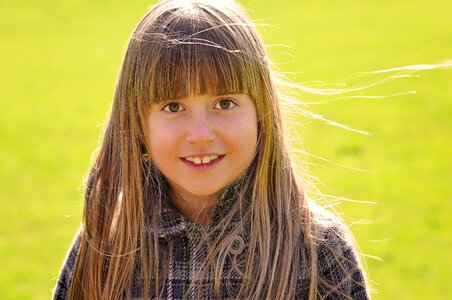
[311,203,354,249]
[309,202,370,299]
[53,230,82,300]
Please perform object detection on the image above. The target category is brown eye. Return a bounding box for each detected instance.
[215,99,236,110]
[163,102,183,112]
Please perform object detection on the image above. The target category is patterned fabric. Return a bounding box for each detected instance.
[53,184,369,299]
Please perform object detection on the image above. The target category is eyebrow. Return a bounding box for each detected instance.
[215,93,240,96]
[167,93,239,101]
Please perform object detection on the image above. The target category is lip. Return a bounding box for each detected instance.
[182,153,223,159]
[180,154,225,171]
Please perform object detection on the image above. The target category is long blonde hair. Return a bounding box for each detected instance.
[68,0,361,299]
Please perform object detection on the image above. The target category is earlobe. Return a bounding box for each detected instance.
[143,154,150,161]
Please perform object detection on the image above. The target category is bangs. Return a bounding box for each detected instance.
[134,5,264,103]
[150,46,255,102]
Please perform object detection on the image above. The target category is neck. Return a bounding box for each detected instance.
[168,189,220,225]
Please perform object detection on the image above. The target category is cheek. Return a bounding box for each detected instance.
[228,115,258,158]
[147,118,180,160]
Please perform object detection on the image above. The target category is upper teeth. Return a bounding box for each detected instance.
[185,155,219,164]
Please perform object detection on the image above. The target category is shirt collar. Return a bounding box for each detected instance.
[158,179,244,238]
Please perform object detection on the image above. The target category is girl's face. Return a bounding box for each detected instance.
[147,93,257,202]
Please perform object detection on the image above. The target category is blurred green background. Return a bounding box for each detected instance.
[0,0,450,299]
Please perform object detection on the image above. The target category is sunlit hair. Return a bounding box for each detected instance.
[67,0,366,299]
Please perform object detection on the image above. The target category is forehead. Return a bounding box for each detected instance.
[148,50,253,104]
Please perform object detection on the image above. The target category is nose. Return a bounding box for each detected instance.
[185,113,216,144]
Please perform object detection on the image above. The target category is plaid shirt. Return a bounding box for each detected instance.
[53,185,369,299]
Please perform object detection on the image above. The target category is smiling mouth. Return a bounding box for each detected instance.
[183,154,224,165]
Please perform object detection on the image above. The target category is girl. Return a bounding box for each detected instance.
[54,0,369,299]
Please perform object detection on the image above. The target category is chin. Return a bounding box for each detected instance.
[181,182,228,197]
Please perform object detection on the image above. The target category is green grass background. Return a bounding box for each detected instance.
[0,0,450,298]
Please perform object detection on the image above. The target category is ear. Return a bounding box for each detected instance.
[142,154,150,161]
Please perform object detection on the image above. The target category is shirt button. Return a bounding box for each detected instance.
[229,235,245,255]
